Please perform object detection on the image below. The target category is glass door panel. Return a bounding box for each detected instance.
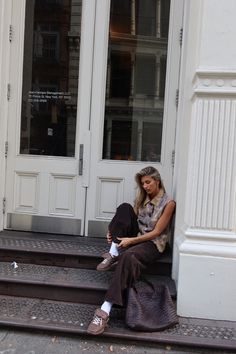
[103,0,170,162]
[4,0,96,235]
[20,0,82,157]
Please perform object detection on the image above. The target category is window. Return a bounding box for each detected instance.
[110,0,131,34]
[34,25,59,61]
[135,55,156,96]
[102,0,171,162]
[136,0,156,36]
[20,0,81,157]
[110,52,132,98]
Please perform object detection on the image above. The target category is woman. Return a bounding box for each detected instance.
[87,166,175,335]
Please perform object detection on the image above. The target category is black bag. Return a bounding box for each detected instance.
[125,280,179,332]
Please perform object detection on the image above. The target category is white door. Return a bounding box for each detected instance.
[4,0,183,237]
[4,0,96,235]
[85,0,183,236]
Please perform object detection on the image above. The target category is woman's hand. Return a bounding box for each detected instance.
[106,231,112,244]
[117,237,135,248]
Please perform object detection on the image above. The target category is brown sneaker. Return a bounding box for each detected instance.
[96,253,118,271]
[101,251,110,259]
[87,308,109,335]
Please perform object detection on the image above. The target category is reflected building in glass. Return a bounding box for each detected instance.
[103,0,170,162]
[20,0,82,157]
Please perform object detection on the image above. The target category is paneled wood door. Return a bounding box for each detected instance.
[4,0,95,235]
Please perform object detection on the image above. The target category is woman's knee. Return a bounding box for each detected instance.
[119,250,140,267]
[116,203,133,213]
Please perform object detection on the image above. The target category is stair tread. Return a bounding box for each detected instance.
[0,234,108,257]
[0,262,176,296]
[0,294,235,350]
[0,231,172,263]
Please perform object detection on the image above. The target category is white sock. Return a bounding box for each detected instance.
[109,241,119,257]
[101,301,113,315]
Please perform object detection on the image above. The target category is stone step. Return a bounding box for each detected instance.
[0,294,235,351]
[0,262,176,304]
[0,230,172,275]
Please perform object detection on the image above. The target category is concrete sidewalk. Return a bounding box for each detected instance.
[0,329,234,354]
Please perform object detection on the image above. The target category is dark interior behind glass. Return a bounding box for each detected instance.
[103,0,170,162]
[20,0,82,156]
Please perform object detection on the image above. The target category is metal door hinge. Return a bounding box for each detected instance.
[175,89,179,108]
[5,141,8,158]
[171,150,175,168]
[9,25,13,42]
[179,27,183,46]
[7,83,11,101]
[2,198,6,214]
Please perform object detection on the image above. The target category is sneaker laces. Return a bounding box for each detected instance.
[92,315,102,326]
[101,258,108,264]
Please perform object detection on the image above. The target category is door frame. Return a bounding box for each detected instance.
[84,0,184,236]
[2,0,97,235]
[1,0,184,236]
[0,0,13,231]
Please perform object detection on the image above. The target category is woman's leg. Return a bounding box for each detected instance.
[87,204,144,335]
[87,241,162,335]
[104,241,162,306]
[97,203,139,271]
[109,203,140,241]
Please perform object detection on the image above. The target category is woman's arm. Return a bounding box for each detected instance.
[106,230,112,244]
[117,201,175,248]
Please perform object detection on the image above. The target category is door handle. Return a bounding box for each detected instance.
[79,144,84,175]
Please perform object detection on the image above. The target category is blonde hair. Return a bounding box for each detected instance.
[134,166,165,212]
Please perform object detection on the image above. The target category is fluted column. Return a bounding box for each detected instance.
[185,74,236,234]
[177,72,236,321]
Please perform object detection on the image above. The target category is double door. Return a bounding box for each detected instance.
[3,0,183,236]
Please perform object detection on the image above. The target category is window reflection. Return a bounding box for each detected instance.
[136,0,157,36]
[110,0,131,34]
[103,0,170,162]
[20,0,82,156]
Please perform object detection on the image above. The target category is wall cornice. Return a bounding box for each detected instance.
[184,227,236,242]
[193,69,236,96]
[179,239,236,259]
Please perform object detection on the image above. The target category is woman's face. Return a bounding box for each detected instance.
[141,175,160,198]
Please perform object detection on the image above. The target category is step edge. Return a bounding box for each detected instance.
[0,247,172,264]
[0,318,234,351]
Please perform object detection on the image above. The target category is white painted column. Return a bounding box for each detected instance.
[176,0,236,321]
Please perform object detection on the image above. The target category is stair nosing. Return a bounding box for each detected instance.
[0,295,234,351]
[0,262,176,296]
[0,232,172,263]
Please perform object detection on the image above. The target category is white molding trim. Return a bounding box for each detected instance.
[184,227,236,242]
[196,68,236,76]
[179,240,236,259]
[193,69,236,96]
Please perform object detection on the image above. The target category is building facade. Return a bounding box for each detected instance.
[0,0,236,322]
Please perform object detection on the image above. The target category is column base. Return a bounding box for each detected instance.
[177,232,236,321]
